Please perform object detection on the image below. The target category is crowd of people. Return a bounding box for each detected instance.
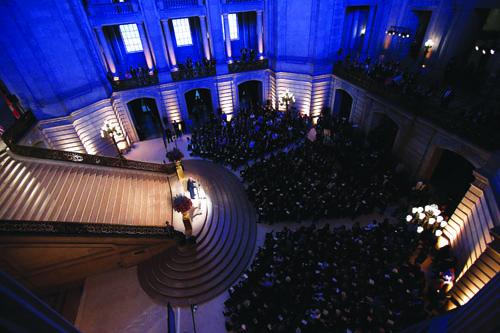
[241,117,406,223]
[224,221,429,332]
[189,105,308,168]
[336,56,500,149]
[175,57,216,80]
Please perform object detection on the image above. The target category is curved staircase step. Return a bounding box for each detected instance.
[138,160,257,306]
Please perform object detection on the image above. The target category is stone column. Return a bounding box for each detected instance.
[361,7,376,58]
[95,26,116,75]
[222,13,232,62]
[256,10,264,58]
[137,22,154,70]
[199,15,211,60]
[161,20,177,69]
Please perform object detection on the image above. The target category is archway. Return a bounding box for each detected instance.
[185,88,213,130]
[238,80,262,109]
[430,149,475,211]
[332,89,353,119]
[368,113,399,152]
[127,98,163,141]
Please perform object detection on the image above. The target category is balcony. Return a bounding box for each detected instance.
[228,58,268,73]
[225,0,258,3]
[333,64,500,150]
[157,0,203,9]
[171,60,216,81]
[109,71,159,91]
[85,0,140,17]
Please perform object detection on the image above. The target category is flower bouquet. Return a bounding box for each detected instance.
[166,148,184,162]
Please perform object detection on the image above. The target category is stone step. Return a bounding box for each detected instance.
[138,160,257,306]
[0,149,173,227]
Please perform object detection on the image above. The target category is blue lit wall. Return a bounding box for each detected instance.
[0,0,494,123]
[170,17,204,65]
[105,26,147,77]
[0,0,109,120]
[231,12,257,60]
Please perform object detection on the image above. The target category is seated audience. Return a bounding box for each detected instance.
[190,105,308,169]
[241,117,406,223]
[224,221,428,332]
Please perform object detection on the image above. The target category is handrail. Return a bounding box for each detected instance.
[228,58,268,73]
[0,220,186,240]
[7,144,177,174]
[1,110,176,175]
[333,65,499,150]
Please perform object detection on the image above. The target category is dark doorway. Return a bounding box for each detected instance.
[369,113,399,152]
[430,150,475,211]
[238,80,262,109]
[185,89,213,129]
[127,98,163,141]
[332,89,353,120]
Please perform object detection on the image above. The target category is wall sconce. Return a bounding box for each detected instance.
[385,26,410,39]
[475,44,496,56]
[424,39,434,58]
[100,120,123,158]
[279,89,295,112]
[424,39,434,49]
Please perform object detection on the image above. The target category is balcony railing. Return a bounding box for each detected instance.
[109,72,159,91]
[86,0,140,16]
[157,0,202,9]
[0,220,185,239]
[8,143,176,174]
[171,60,216,81]
[334,65,500,150]
[225,0,258,3]
[228,58,268,73]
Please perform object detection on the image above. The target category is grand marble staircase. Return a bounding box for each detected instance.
[138,160,258,306]
[0,149,174,226]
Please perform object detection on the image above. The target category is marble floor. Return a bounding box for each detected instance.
[75,137,391,333]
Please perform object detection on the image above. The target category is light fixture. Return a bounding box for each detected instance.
[435,230,443,237]
[482,49,486,55]
[424,39,434,49]
[490,49,495,55]
[406,215,413,222]
[428,217,436,225]
[417,226,424,233]
[360,27,366,36]
[113,76,120,81]
[100,120,123,158]
[385,26,411,39]
[475,45,479,51]
[279,88,295,112]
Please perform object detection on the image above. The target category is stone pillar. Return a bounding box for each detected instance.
[361,6,376,58]
[199,15,211,60]
[222,13,232,62]
[161,20,177,69]
[137,22,154,70]
[256,10,264,58]
[95,26,116,75]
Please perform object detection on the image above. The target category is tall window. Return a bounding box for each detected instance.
[172,18,193,47]
[119,24,143,53]
[222,13,239,40]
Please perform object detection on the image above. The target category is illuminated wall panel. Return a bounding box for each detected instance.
[276,73,312,115]
[217,78,235,116]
